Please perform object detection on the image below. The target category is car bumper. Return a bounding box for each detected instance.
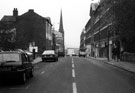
[0,70,25,79]
[42,57,58,61]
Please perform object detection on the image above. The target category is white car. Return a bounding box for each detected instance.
[42,50,58,62]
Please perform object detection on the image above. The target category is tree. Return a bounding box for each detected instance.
[0,22,16,50]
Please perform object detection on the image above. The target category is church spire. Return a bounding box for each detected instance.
[59,9,64,33]
[58,9,65,56]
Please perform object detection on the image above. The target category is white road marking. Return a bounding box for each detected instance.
[73,82,77,93]
[72,58,74,64]
[72,63,74,68]
[72,57,77,93]
[41,71,45,75]
[25,85,30,89]
[10,85,30,90]
[72,61,74,64]
[72,69,75,78]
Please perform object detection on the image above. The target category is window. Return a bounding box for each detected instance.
[0,53,20,62]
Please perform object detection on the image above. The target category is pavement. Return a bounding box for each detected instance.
[32,57,42,65]
[88,57,135,74]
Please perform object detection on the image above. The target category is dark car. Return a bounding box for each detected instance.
[42,50,58,62]
[0,51,34,83]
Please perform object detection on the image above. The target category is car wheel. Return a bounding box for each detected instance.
[30,68,34,78]
[42,58,45,62]
[21,73,26,84]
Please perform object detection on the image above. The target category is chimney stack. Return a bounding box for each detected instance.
[28,9,34,12]
[13,8,18,17]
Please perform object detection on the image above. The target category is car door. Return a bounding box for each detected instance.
[21,53,32,75]
[25,54,33,71]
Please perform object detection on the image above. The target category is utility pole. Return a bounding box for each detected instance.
[107,29,110,61]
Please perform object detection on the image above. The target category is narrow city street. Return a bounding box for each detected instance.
[0,56,135,93]
[1,0,135,93]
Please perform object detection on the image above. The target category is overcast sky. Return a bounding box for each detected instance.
[0,0,99,48]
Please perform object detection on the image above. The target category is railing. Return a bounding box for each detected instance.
[121,52,135,62]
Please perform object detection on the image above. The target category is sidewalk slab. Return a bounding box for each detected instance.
[88,57,135,73]
[107,61,135,73]
[32,57,42,65]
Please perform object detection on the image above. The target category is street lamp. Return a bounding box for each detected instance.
[107,23,113,61]
[107,29,110,61]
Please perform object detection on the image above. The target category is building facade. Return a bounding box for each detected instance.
[82,0,135,62]
[0,8,53,54]
[85,0,117,60]
[80,29,86,51]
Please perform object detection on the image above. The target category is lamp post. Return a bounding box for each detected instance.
[107,23,113,61]
[107,30,110,61]
[99,15,101,57]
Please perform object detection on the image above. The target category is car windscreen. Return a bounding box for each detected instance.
[0,53,20,64]
[43,51,55,55]
[80,52,86,54]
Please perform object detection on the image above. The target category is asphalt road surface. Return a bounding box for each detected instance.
[0,56,135,93]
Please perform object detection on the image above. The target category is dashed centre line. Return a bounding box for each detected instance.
[72,69,75,78]
[10,85,30,90]
[72,82,77,93]
[72,63,75,68]
[72,57,77,93]
[72,57,75,63]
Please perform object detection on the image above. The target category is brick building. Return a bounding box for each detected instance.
[84,0,117,59]
[80,28,86,51]
[84,0,135,61]
[0,8,53,54]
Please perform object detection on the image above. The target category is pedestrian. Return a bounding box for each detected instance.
[115,47,120,62]
[112,47,115,60]
[112,47,116,60]
[120,47,124,61]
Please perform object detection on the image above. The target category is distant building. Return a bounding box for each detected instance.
[66,48,79,56]
[0,8,53,53]
[51,28,56,51]
[80,28,86,51]
[52,29,63,54]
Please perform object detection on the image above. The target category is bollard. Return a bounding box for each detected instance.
[33,49,35,59]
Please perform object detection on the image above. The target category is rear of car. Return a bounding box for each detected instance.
[79,51,86,57]
[42,50,58,62]
[0,52,21,75]
[0,51,33,83]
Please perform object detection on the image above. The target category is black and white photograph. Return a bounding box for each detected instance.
[0,0,135,93]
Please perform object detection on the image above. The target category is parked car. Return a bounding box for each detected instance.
[0,51,34,83]
[42,50,58,62]
[79,51,86,57]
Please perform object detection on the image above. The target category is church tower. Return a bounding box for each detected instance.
[58,10,65,56]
